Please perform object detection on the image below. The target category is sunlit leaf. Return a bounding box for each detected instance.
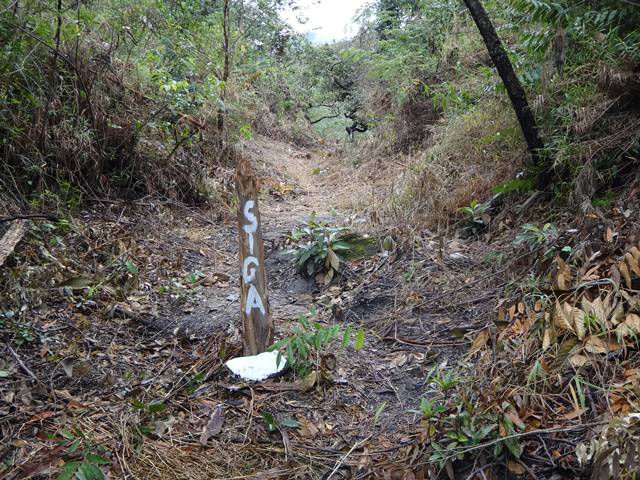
[355,329,365,351]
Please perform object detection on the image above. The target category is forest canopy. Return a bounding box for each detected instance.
[2,0,639,210]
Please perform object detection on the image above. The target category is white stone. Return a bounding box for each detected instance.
[225,350,286,382]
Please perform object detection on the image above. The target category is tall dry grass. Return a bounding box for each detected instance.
[345,97,526,232]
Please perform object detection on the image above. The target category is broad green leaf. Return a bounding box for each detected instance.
[76,462,105,480]
[56,461,79,480]
[286,342,294,365]
[300,339,309,359]
[327,325,339,341]
[298,250,312,264]
[85,454,110,465]
[504,437,523,458]
[67,439,81,454]
[261,412,278,432]
[268,339,287,351]
[147,401,166,413]
[331,241,352,251]
[125,260,139,275]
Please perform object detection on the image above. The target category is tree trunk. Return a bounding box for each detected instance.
[462,0,547,185]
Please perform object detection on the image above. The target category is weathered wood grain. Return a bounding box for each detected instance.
[236,158,273,355]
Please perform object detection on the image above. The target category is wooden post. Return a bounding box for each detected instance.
[235,158,273,355]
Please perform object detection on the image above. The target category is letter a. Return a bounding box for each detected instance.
[245,285,266,316]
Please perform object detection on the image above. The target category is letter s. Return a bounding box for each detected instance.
[243,200,258,234]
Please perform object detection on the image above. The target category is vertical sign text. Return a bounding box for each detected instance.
[236,159,273,355]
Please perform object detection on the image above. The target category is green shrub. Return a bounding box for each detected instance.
[268,309,364,377]
[288,213,374,284]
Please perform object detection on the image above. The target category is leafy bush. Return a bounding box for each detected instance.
[415,365,529,474]
[417,398,447,420]
[0,0,312,209]
[288,214,374,284]
[515,223,558,248]
[268,309,364,377]
[459,199,490,236]
[0,310,39,346]
[54,428,110,480]
[508,0,640,62]
[514,222,572,258]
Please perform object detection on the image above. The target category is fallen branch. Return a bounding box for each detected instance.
[0,219,28,266]
[0,213,57,223]
[6,343,39,383]
[305,111,342,125]
[326,434,372,479]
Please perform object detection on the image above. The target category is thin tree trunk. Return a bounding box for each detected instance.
[462,0,548,186]
[217,0,230,133]
[40,0,63,150]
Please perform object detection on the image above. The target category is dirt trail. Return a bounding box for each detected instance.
[245,137,358,230]
[142,137,496,477]
[5,137,639,480]
[157,138,355,337]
